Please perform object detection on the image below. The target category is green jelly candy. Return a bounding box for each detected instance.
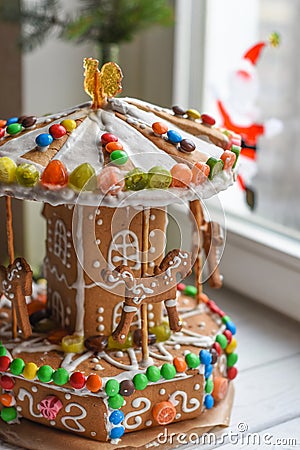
[0,346,6,357]
[146,365,161,382]
[148,166,172,189]
[7,123,22,135]
[206,157,224,180]
[68,163,96,191]
[230,145,241,168]
[185,352,200,369]
[105,379,120,397]
[37,365,54,383]
[9,358,25,376]
[161,363,176,380]
[205,378,214,394]
[16,163,39,187]
[0,157,17,183]
[107,333,133,350]
[149,323,171,343]
[216,334,228,350]
[108,393,124,409]
[184,285,197,297]
[1,406,17,422]
[227,352,238,367]
[125,168,148,191]
[222,315,231,324]
[110,150,128,166]
[133,373,148,390]
[52,367,69,386]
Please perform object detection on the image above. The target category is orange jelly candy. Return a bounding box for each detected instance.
[152,122,168,135]
[170,163,192,188]
[86,374,103,393]
[221,150,236,170]
[192,162,210,185]
[41,160,68,189]
[212,376,228,401]
[173,356,187,373]
[152,401,176,425]
[105,141,124,153]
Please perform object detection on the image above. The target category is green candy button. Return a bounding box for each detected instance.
[222,315,231,324]
[0,346,6,357]
[216,334,228,350]
[37,365,54,383]
[110,150,128,166]
[9,358,25,376]
[105,379,120,397]
[133,373,148,390]
[52,367,69,386]
[108,393,124,409]
[1,407,17,422]
[161,363,176,380]
[7,123,22,135]
[184,285,197,297]
[146,365,161,382]
[185,352,200,369]
[227,352,238,367]
[205,378,214,394]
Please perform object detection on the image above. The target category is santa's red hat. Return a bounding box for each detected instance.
[236,32,280,80]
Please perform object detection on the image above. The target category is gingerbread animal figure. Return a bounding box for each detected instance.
[102,249,191,343]
[0,257,33,339]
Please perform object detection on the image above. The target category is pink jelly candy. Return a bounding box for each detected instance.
[39,395,63,420]
[97,166,125,195]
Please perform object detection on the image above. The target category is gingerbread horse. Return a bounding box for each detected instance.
[102,249,191,343]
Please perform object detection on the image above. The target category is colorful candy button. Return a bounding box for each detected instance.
[210,348,218,364]
[6,123,22,135]
[206,157,224,180]
[105,141,123,153]
[41,160,68,189]
[201,114,216,126]
[205,364,213,379]
[167,130,182,144]
[49,124,67,139]
[186,109,201,120]
[152,401,176,425]
[170,163,192,188]
[173,356,187,373]
[185,352,200,369]
[226,337,237,354]
[9,358,25,376]
[0,346,6,357]
[184,285,197,297]
[152,122,168,135]
[110,150,128,165]
[97,166,124,195]
[0,375,14,390]
[109,410,124,425]
[36,133,53,148]
[21,116,37,128]
[223,330,232,344]
[133,373,148,390]
[0,394,15,407]
[0,356,10,372]
[146,365,161,382]
[148,166,172,189]
[215,334,228,350]
[191,162,210,185]
[37,365,53,383]
[61,119,76,132]
[52,368,69,386]
[199,350,212,366]
[204,394,214,409]
[105,379,120,397]
[177,283,186,291]
[226,321,237,335]
[61,334,85,353]
[205,378,214,394]
[212,376,228,401]
[109,425,125,439]
[23,362,38,380]
[68,163,96,191]
[101,133,118,145]
[119,379,135,397]
[227,352,238,368]
[0,406,17,423]
[16,163,39,187]
[0,128,5,139]
[86,374,102,392]
[125,168,148,191]
[172,106,186,116]
[6,117,18,126]
[108,394,124,409]
[227,366,238,380]
[0,120,7,128]
[179,138,196,153]
[212,342,221,356]
[70,372,86,389]
[161,363,176,380]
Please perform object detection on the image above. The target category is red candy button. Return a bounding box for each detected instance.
[0,128,5,139]
[177,283,186,291]
[223,330,232,344]
[227,366,238,380]
[201,114,216,126]
[0,356,10,372]
[0,375,15,390]
[212,342,221,356]
[49,124,67,139]
[101,133,118,145]
[41,160,68,189]
[70,372,86,389]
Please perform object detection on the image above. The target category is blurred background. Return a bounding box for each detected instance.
[0,0,299,318]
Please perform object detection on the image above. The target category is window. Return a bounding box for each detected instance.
[54,219,67,265]
[50,291,65,327]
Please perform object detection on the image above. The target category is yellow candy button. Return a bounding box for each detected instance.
[226,337,237,354]
[0,157,17,183]
[186,109,201,120]
[61,119,77,132]
[61,334,85,353]
[23,362,38,380]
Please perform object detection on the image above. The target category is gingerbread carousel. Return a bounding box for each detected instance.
[0,59,239,446]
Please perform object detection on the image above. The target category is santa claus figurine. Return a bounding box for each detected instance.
[217,32,282,209]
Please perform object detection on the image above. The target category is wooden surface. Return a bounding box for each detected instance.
[0,288,299,449]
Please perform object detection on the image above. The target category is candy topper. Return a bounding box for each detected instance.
[83,58,123,109]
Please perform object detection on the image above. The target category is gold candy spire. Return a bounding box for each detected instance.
[83,58,123,109]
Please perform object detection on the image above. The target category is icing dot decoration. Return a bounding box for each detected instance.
[0,406,17,423]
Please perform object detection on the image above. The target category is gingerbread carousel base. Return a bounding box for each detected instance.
[0,383,234,450]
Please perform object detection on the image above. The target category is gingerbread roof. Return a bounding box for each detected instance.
[0,73,240,207]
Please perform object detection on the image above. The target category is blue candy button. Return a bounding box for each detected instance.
[204,394,214,409]
[109,425,125,439]
[6,117,19,126]
[199,350,212,365]
[204,364,213,379]
[226,321,237,335]
[36,133,54,148]
[167,129,182,144]
[109,410,124,425]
